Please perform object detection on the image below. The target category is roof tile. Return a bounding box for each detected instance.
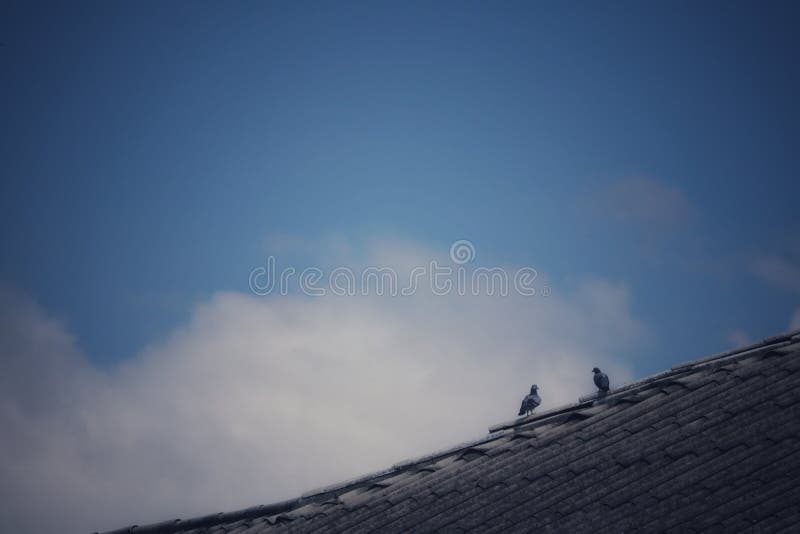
[99,332,800,534]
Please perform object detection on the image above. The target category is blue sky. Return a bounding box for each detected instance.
[2,2,800,531]
[3,1,800,373]
[2,2,799,369]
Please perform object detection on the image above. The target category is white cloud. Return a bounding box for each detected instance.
[753,256,800,295]
[586,176,706,267]
[790,309,800,331]
[0,240,645,534]
[725,329,751,348]
[593,175,695,228]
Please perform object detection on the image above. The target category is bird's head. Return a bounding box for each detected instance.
[592,367,601,373]
[530,384,538,392]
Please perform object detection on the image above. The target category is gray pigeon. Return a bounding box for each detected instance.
[593,367,610,393]
[518,384,541,416]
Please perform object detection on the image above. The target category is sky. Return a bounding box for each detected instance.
[1,1,799,533]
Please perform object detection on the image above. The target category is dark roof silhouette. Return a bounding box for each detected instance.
[100,329,800,533]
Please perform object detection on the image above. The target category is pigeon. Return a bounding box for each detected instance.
[518,384,541,416]
[593,367,610,393]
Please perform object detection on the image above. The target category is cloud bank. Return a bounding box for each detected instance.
[0,241,645,533]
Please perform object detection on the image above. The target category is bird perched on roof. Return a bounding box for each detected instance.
[593,367,610,393]
[518,384,541,416]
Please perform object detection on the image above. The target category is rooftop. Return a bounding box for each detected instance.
[100,329,800,533]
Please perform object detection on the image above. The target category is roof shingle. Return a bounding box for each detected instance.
[99,329,800,534]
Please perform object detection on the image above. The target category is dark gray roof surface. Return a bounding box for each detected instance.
[101,329,800,534]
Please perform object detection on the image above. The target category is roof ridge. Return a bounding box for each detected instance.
[491,328,800,434]
[96,327,800,534]
[671,329,799,370]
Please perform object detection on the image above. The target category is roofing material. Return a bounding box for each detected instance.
[99,329,800,533]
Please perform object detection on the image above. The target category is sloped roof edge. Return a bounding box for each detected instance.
[96,327,800,534]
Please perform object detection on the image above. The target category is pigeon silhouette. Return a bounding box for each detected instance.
[593,367,610,393]
[518,384,541,416]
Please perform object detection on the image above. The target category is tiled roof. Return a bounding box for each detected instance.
[100,329,800,533]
